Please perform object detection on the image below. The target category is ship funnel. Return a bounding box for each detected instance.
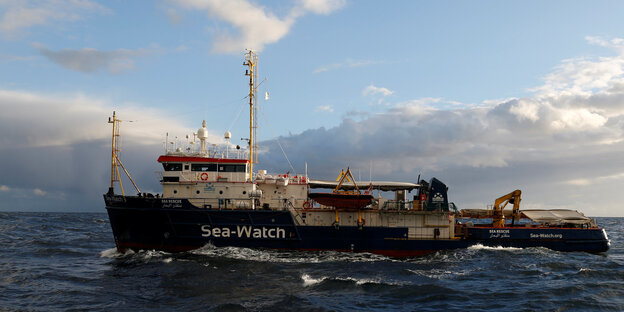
[427,178,449,211]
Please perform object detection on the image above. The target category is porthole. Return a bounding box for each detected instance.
[219,190,223,195]
[173,190,178,194]
[196,190,200,194]
[243,191,247,195]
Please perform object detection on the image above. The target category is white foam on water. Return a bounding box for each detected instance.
[301,273,406,287]
[99,247,171,263]
[99,247,134,258]
[468,243,523,251]
[406,268,467,280]
[190,244,393,264]
[338,276,383,285]
[99,248,120,258]
[301,273,327,287]
[191,245,282,262]
[137,249,169,261]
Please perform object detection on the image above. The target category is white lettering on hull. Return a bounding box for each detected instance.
[201,225,286,239]
[486,229,564,239]
[530,233,563,239]
[488,229,510,238]
[162,199,182,208]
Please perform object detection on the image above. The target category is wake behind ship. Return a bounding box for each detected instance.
[104,51,609,257]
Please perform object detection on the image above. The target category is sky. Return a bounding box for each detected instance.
[1,0,624,216]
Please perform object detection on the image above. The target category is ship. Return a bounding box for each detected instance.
[104,51,610,257]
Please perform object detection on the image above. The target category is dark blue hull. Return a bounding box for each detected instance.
[105,195,609,257]
[466,227,610,253]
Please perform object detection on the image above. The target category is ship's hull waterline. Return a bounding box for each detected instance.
[105,195,610,257]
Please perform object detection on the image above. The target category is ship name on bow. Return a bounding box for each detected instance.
[201,225,286,239]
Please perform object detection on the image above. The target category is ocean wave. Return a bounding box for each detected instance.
[301,273,407,287]
[406,268,468,280]
[301,273,326,286]
[99,247,133,259]
[608,254,624,265]
[99,247,173,264]
[1,213,622,312]
[190,244,393,264]
[467,243,523,251]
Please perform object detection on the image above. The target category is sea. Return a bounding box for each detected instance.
[1,212,623,312]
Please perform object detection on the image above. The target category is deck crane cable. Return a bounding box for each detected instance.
[258,105,297,176]
[226,96,249,133]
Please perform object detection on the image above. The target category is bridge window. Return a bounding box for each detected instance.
[191,164,217,172]
[218,164,246,172]
[162,163,182,171]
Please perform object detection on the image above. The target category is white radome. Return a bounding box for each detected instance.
[197,120,208,139]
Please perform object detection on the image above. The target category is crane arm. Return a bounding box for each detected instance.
[492,190,522,228]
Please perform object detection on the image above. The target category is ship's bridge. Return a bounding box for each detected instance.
[158,154,250,183]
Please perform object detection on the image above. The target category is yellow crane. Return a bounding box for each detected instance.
[492,190,522,228]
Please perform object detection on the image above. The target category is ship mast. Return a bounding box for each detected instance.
[243,50,258,180]
[107,111,141,196]
[109,111,122,195]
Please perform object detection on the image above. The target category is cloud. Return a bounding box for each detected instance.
[5,34,624,216]
[256,36,624,216]
[315,105,334,112]
[0,88,225,211]
[176,45,190,52]
[300,0,346,14]
[167,8,183,24]
[34,44,155,74]
[0,52,37,62]
[585,36,624,54]
[314,59,381,73]
[362,85,394,97]
[170,0,345,53]
[531,36,624,99]
[0,0,109,37]
[0,89,221,148]
[565,171,624,186]
[362,84,395,106]
[508,99,540,122]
